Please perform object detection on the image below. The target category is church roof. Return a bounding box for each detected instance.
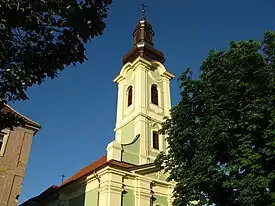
[19,185,58,206]
[122,44,165,64]
[20,155,137,205]
[20,156,166,206]
[59,155,135,189]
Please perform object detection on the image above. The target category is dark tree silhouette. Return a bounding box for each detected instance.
[0,0,112,130]
[156,31,275,206]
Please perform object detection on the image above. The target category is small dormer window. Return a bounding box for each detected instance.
[151,85,158,105]
[127,86,133,107]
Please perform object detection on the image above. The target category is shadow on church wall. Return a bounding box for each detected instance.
[63,180,99,206]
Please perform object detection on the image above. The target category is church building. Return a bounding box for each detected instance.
[21,8,175,206]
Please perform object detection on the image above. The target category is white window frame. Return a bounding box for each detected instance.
[0,129,10,157]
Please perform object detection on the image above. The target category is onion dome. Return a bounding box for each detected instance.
[122,7,165,64]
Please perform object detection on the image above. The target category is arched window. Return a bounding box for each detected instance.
[152,131,159,150]
[151,85,158,105]
[127,86,133,107]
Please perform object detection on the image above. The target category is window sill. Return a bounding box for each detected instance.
[124,104,134,115]
[151,148,161,153]
[149,103,163,114]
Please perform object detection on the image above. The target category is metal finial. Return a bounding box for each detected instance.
[141,4,147,19]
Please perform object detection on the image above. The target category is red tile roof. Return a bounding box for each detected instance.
[20,155,137,204]
[59,155,135,188]
[20,156,151,204]
[60,155,107,187]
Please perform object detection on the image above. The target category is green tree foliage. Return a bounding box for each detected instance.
[0,0,112,130]
[156,31,275,206]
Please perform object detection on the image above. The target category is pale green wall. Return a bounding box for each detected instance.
[149,149,159,157]
[154,195,169,206]
[122,137,140,165]
[120,121,135,144]
[120,115,140,165]
[68,189,98,206]
[122,190,135,206]
[85,189,98,206]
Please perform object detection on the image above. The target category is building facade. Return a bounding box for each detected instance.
[21,9,175,206]
[0,105,40,206]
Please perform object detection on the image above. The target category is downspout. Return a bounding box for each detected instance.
[121,146,124,162]
[121,176,126,206]
[94,172,100,206]
[150,181,156,206]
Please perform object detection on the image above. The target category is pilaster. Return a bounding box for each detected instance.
[168,185,175,206]
[99,187,108,206]
[99,171,123,206]
[134,115,148,164]
[135,177,153,206]
[134,62,147,110]
[115,83,124,124]
[162,76,172,117]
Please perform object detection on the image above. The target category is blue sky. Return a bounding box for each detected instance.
[15,0,275,203]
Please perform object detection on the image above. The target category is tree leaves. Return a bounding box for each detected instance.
[156,31,275,205]
[0,0,112,130]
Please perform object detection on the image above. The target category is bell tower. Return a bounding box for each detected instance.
[107,7,174,165]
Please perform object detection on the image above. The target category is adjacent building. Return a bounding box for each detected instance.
[21,8,175,206]
[0,105,41,206]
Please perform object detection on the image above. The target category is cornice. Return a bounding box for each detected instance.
[108,167,175,187]
[161,71,175,80]
[114,111,164,132]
